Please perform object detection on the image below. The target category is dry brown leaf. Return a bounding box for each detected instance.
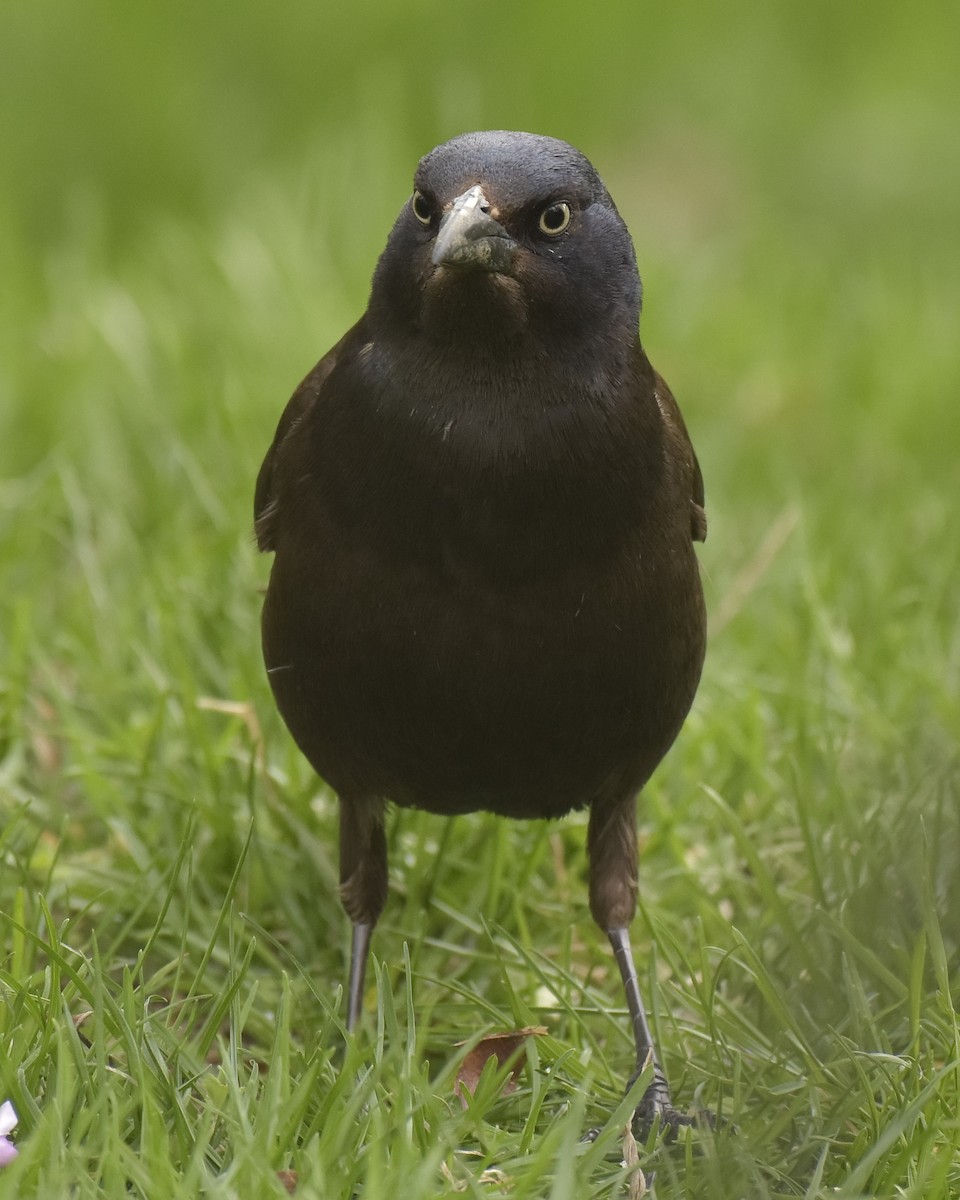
[276,1168,298,1193]
[622,1122,646,1199]
[454,1026,547,1106]
[439,1161,466,1192]
[73,1011,95,1048]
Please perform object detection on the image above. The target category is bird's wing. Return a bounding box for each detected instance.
[653,372,707,543]
[254,323,359,552]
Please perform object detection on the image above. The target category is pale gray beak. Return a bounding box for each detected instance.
[431,185,516,273]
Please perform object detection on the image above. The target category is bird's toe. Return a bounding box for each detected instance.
[629,1066,716,1141]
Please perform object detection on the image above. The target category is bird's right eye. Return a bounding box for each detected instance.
[411,190,433,225]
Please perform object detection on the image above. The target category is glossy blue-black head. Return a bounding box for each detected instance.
[369,131,643,353]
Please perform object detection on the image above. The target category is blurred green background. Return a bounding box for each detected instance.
[3,0,958,539]
[1,0,958,1196]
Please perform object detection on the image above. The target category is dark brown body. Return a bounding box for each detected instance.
[259,323,704,822]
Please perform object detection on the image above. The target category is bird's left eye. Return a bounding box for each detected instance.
[411,190,433,225]
[538,202,571,236]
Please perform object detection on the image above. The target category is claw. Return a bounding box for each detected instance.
[630,1065,715,1141]
[631,1065,687,1140]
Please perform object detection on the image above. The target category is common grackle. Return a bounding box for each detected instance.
[255,130,707,1132]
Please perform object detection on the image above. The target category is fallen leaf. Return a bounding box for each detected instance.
[439,1161,466,1192]
[622,1122,646,1199]
[73,1011,95,1049]
[454,1026,547,1106]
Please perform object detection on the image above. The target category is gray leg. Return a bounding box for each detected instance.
[609,925,658,1076]
[608,926,690,1134]
[338,797,387,1029]
[347,921,374,1031]
[588,797,689,1135]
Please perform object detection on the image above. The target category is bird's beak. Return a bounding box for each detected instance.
[431,185,516,274]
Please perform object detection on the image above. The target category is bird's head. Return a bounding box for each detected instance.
[368,131,642,359]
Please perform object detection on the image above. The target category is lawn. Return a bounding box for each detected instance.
[1,1,958,1196]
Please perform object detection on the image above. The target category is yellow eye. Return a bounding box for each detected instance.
[538,201,571,236]
[411,190,433,225]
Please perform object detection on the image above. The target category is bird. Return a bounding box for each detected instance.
[254,130,707,1132]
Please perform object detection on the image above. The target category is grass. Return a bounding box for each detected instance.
[1,1,959,1196]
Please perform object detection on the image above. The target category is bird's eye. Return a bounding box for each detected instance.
[538,201,571,236]
[411,190,433,226]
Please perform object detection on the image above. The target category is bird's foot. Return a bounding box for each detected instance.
[630,1065,713,1142]
[580,1067,718,1147]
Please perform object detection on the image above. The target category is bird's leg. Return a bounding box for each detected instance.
[608,925,689,1134]
[587,796,689,1137]
[346,921,373,1031]
[338,796,388,1030]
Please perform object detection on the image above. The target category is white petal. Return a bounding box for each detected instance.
[0,1102,17,1136]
